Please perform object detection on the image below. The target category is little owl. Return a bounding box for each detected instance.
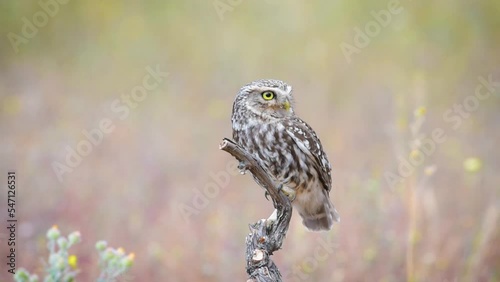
[231,79,339,231]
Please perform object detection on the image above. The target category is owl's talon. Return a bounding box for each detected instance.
[238,161,249,175]
[277,185,296,201]
[276,184,283,192]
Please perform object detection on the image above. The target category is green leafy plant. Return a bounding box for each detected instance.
[14,226,134,282]
[95,241,135,282]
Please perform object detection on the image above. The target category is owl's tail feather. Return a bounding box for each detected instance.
[302,199,340,231]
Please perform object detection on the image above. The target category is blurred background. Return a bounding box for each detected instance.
[0,0,499,281]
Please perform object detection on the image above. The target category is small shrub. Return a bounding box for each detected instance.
[14,226,134,282]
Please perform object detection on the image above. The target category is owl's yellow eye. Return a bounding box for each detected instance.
[262,91,275,100]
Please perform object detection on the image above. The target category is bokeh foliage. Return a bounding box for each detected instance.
[1,0,499,281]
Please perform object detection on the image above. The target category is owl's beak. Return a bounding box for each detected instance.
[283,100,291,111]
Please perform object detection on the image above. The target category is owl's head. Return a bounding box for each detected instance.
[234,79,295,120]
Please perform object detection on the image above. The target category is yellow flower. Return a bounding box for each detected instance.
[409,149,421,159]
[463,157,482,173]
[68,255,78,269]
[116,247,125,255]
[414,106,426,117]
[128,253,135,261]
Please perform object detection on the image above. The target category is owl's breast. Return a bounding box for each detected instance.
[232,121,315,190]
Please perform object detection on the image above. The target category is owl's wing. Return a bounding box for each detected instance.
[282,117,332,192]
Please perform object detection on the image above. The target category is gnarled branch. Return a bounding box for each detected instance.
[219,138,292,282]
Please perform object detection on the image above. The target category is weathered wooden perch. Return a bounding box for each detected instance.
[219,138,292,282]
